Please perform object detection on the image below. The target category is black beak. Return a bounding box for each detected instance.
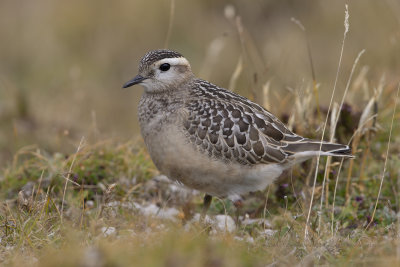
[122,75,147,88]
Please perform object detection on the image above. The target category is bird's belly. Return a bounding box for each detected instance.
[142,125,283,199]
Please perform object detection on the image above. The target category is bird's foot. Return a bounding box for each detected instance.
[233,198,244,226]
[201,194,212,221]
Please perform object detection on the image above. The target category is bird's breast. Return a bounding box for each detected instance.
[138,94,182,133]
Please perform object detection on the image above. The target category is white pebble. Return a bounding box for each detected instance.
[101,226,116,237]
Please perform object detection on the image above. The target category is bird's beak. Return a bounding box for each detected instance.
[122,75,147,88]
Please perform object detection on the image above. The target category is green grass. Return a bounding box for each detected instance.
[0,98,399,265]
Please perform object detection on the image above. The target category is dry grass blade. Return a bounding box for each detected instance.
[334,49,366,130]
[330,114,377,236]
[199,37,226,80]
[228,56,243,92]
[366,83,399,229]
[347,66,369,104]
[164,0,175,48]
[331,158,345,235]
[345,79,383,200]
[60,136,85,222]
[320,102,338,209]
[318,49,365,230]
[291,17,321,120]
[262,81,271,111]
[305,4,350,240]
[232,15,267,102]
[286,84,313,135]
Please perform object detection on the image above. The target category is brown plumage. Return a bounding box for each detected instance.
[123,49,353,206]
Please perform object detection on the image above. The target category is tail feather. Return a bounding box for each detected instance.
[283,139,353,158]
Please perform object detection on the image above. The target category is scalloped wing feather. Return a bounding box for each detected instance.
[183,79,351,166]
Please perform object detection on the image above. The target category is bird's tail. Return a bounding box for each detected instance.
[283,139,353,161]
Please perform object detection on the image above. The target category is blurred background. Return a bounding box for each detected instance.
[0,0,399,166]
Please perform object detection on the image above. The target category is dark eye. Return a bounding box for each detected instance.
[159,63,170,71]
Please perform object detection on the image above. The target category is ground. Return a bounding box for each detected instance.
[1,107,400,265]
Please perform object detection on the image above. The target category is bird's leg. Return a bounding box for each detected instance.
[201,194,212,219]
[233,198,243,225]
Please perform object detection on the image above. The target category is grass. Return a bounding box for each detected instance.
[1,1,400,266]
[0,82,399,265]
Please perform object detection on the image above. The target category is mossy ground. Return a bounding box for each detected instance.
[1,95,399,266]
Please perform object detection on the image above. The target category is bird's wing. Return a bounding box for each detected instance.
[183,80,307,165]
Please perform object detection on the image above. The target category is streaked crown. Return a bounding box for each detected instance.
[139,49,183,72]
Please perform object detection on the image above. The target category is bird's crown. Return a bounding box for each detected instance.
[139,49,184,72]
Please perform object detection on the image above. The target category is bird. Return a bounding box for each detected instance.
[123,49,352,214]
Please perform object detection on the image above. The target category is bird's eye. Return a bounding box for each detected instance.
[159,63,170,71]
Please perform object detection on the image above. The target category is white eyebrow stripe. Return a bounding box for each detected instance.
[155,57,190,66]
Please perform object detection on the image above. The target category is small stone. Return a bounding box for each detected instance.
[101,226,116,237]
[214,215,236,233]
[85,200,94,209]
[261,229,277,237]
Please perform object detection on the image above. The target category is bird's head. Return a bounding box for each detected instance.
[123,49,194,93]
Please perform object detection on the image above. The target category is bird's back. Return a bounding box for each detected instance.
[182,79,351,166]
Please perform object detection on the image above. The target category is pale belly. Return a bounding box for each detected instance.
[142,123,284,200]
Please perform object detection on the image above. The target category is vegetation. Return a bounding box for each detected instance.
[1,1,400,266]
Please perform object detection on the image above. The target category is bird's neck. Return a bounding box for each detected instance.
[138,87,187,124]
